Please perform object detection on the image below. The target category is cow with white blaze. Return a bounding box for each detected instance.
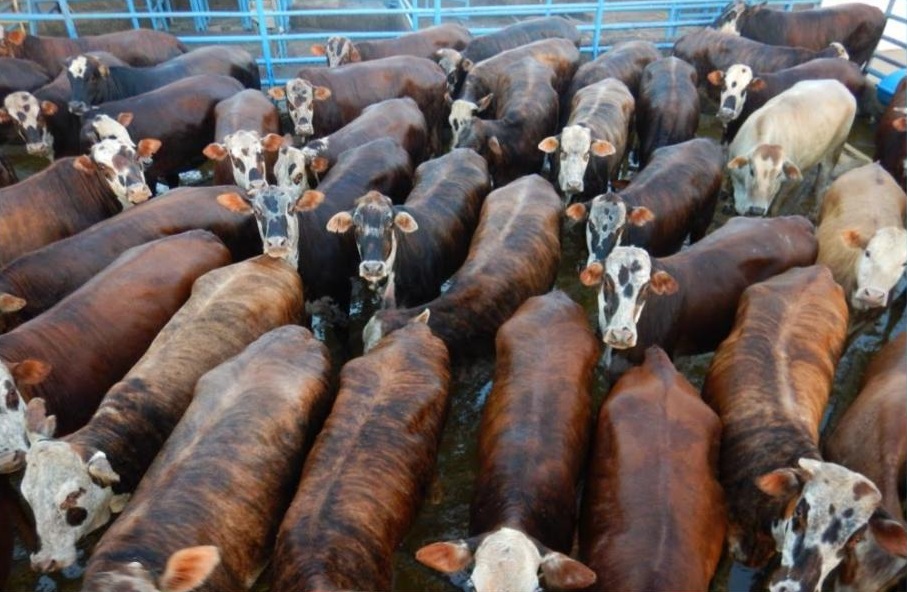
[539,78,632,200]
[727,79,856,216]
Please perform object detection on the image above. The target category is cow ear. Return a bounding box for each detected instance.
[538,136,559,154]
[349,46,362,62]
[0,292,26,313]
[394,211,419,233]
[137,138,161,159]
[413,309,430,324]
[841,229,869,250]
[591,140,616,157]
[268,87,286,101]
[540,551,597,590]
[628,206,655,226]
[261,133,284,153]
[98,64,109,77]
[892,116,906,133]
[313,86,332,101]
[326,211,353,233]
[73,155,97,174]
[476,94,493,113]
[203,142,228,161]
[7,30,26,45]
[216,192,253,214]
[649,271,678,295]
[87,451,121,487]
[749,77,766,92]
[782,161,801,181]
[707,70,725,87]
[295,189,324,212]
[869,515,907,558]
[0,109,11,124]
[25,398,56,442]
[488,136,503,157]
[116,112,133,127]
[10,359,51,385]
[310,43,326,56]
[727,156,748,170]
[311,156,329,173]
[40,100,57,116]
[756,467,806,498]
[415,540,473,574]
[579,262,604,287]
[565,202,588,222]
[159,546,220,592]
[461,58,474,72]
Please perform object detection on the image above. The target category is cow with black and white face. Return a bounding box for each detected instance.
[449,95,492,147]
[216,186,324,269]
[707,64,765,125]
[273,142,328,194]
[75,138,159,208]
[268,78,331,140]
[203,130,282,191]
[0,91,57,158]
[65,54,110,115]
[434,48,466,96]
[568,193,654,267]
[0,360,50,474]
[311,36,358,67]
[82,112,135,148]
[538,127,615,198]
[711,0,746,34]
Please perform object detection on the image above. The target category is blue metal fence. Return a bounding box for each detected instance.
[866,0,907,82]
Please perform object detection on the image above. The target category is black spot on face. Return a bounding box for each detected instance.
[65,506,88,526]
[618,265,630,286]
[822,517,843,544]
[843,508,854,519]
[829,504,836,515]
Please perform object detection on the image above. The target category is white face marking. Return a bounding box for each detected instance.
[718,64,753,123]
[274,145,311,192]
[852,227,907,310]
[223,130,267,191]
[325,36,352,67]
[586,194,628,266]
[3,92,53,157]
[89,139,151,207]
[0,362,28,474]
[22,443,116,571]
[557,125,593,195]
[285,79,316,139]
[88,114,134,148]
[471,528,542,592]
[67,56,88,79]
[730,146,788,216]
[599,246,653,349]
[246,186,301,269]
[449,100,478,147]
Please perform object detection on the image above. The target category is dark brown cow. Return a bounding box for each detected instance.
[313,22,472,67]
[708,58,866,142]
[435,16,581,96]
[703,265,906,592]
[21,254,303,572]
[636,57,700,167]
[875,77,906,186]
[272,318,449,592]
[579,346,726,591]
[579,215,818,366]
[363,174,562,355]
[0,231,231,475]
[0,155,16,188]
[564,40,662,105]
[416,291,598,591]
[454,58,561,186]
[0,474,35,589]
[0,185,261,333]
[326,148,491,308]
[82,325,333,592]
[270,56,446,143]
[566,138,723,264]
[673,28,848,89]
[0,57,51,101]
[203,89,282,189]
[825,332,907,592]
[712,1,886,67]
[0,26,185,74]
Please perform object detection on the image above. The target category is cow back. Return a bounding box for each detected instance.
[462,16,581,64]
[0,57,51,101]
[461,37,579,100]
[565,40,661,103]
[636,57,699,167]
[356,22,471,61]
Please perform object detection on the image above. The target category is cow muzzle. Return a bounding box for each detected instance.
[854,287,888,309]
[265,237,291,259]
[746,205,767,217]
[25,141,51,157]
[295,123,314,137]
[718,107,736,123]
[359,260,388,283]
[67,101,89,115]
[126,183,152,205]
[603,326,636,349]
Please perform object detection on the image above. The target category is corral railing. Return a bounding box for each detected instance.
[865,0,907,82]
[4,0,901,89]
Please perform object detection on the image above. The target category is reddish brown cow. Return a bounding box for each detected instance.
[564,40,662,105]
[580,346,725,591]
[21,255,303,572]
[825,332,907,592]
[363,174,562,355]
[82,326,333,592]
[0,231,231,475]
[636,57,700,167]
[272,318,449,592]
[0,26,185,74]
[703,265,906,592]
[313,22,472,67]
[0,57,51,101]
[0,185,260,333]
[0,474,35,589]
[875,77,906,186]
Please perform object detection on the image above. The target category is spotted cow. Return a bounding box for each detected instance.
[312,23,471,67]
[267,78,330,139]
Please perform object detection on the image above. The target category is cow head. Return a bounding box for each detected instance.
[566,193,655,266]
[268,79,331,139]
[65,54,112,115]
[830,515,907,592]
[311,36,359,67]
[326,190,418,288]
[89,546,221,592]
[434,48,465,95]
[416,527,596,592]
[74,138,159,207]
[0,25,27,58]
[83,112,135,148]
[707,64,766,124]
[579,246,678,349]
[273,141,328,193]
[758,458,907,592]
[0,360,51,474]
[712,0,747,34]
[203,130,281,191]
[727,144,802,216]
[216,186,324,269]
[22,426,129,572]
[539,127,616,197]
[841,226,907,310]
[449,95,493,147]
[0,91,58,159]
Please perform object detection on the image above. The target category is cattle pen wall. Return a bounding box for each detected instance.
[1,0,831,87]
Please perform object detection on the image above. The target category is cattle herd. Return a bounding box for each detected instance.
[0,3,905,591]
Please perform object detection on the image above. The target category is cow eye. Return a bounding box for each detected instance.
[65,506,88,526]
[865,250,871,258]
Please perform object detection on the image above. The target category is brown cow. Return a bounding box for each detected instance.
[579,346,725,591]
[579,215,818,367]
[0,57,51,101]
[416,291,597,592]
[363,174,562,355]
[0,155,16,188]
[825,332,907,592]
[636,57,700,167]
[0,230,231,474]
[0,185,260,334]
[20,255,303,572]
[313,22,472,67]
[564,40,662,105]
[272,317,449,592]
[81,325,333,592]
[875,77,906,186]
[703,265,906,592]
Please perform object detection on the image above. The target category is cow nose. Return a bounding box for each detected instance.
[604,327,635,349]
[31,557,58,572]
[295,123,314,137]
[67,101,88,115]
[248,167,262,182]
[360,260,387,281]
[718,107,736,122]
[126,184,152,204]
[25,142,50,156]
[858,287,887,307]
[566,179,583,192]
[267,236,287,249]
[746,205,767,217]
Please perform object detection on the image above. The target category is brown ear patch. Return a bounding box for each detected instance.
[268,87,286,101]
[116,112,134,127]
[216,193,253,214]
[538,136,559,154]
[649,270,678,295]
[892,116,907,133]
[310,43,327,56]
[73,155,96,174]
[415,541,472,574]
[295,189,325,212]
[707,70,724,87]
[580,262,604,287]
[565,203,587,222]
[203,143,228,161]
[261,133,284,152]
[628,207,655,226]
[137,138,162,159]
[159,546,220,592]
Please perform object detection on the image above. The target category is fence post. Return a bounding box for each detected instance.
[592,0,604,57]
[254,0,275,88]
[433,0,440,26]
